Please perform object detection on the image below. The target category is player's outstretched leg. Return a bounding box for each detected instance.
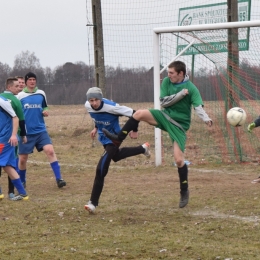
[142,142,151,158]
[102,129,122,147]
[102,117,140,146]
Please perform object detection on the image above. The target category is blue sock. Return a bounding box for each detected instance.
[15,157,19,173]
[19,169,26,183]
[12,179,26,195]
[50,161,62,181]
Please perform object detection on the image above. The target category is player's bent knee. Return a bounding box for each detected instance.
[133,109,150,121]
[175,159,184,168]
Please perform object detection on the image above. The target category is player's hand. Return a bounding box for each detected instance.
[42,110,49,117]
[183,89,189,95]
[21,136,27,144]
[129,131,138,139]
[90,128,97,139]
[206,120,213,127]
[8,134,18,146]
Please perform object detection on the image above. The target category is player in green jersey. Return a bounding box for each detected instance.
[103,61,213,208]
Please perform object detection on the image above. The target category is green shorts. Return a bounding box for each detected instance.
[149,109,186,152]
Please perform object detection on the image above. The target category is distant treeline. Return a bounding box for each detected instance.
[40,63,155,105]
[0,51,154,104]
[1,51,260,104]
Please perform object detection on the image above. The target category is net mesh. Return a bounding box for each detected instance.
[159,25,260,165]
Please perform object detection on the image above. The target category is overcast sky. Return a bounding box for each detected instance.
[0,0,89,69]
[1,0,258,70]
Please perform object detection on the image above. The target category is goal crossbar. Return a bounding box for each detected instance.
[153,20,260,34]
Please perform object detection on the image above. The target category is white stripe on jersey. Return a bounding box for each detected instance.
[85,98,133,116]
[0,96,16,117]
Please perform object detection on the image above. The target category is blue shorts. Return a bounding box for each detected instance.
[0,143,16,167]
[18,131,52,154]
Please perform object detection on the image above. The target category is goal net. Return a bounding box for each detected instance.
[153,20,260,166]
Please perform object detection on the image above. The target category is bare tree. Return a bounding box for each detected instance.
[12,51,45,85]
[0,62,12,91]
[13,50,41,71]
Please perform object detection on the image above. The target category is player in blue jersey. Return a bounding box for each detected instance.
[0,77,27,199]
[84,87,151,213]
[0,96,28,201]
[17,72,66,188]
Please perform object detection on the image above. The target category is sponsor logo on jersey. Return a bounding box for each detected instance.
[24,103,42,109]
[93,119,110,126]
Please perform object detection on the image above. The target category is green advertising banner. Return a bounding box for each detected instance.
[177,0,251,55]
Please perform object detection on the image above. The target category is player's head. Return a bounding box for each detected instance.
[5,77,19,95]
[16,76,25,93]
[86,87,103,109]
[24,72,37,88]
[167,61,186,83]
[86,87,103,100]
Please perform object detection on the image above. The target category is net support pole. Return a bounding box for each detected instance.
[153,31,162,166]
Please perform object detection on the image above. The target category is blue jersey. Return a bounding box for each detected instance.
[17,87,48,135]
[0,96,17,143]
[85,98,133,145]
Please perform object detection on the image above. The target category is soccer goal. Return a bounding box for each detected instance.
[153,20,260,166]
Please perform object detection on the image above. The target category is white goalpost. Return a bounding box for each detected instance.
[153,20,260,166]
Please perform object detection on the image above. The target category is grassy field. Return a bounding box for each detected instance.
[1,104,260,260]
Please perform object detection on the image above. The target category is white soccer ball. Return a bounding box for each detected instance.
[227,107,247,127]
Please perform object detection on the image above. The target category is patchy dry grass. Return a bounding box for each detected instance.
[1,104,260,260]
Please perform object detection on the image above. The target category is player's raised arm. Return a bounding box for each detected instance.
[194,105,213,126]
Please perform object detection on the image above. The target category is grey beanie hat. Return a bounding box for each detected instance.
[86,87,103,100]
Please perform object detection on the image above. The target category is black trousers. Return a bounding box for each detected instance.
[90,144,144,206]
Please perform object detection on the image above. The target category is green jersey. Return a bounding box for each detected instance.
[0,92,24,121]
[160,77,203,131]
[0,91,25,136]
[149,76,204,152]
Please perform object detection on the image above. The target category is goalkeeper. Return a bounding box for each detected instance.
[103,60,213,208]
[248,117,260,183]
[248,117,260,133]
